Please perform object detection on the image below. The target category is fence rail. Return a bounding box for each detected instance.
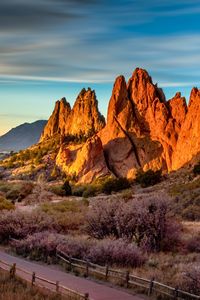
[56,248,200,300]
[0,259,90,300]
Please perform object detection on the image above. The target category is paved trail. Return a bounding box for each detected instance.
[0,250,146,300]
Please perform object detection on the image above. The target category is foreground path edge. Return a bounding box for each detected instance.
[0,250,146,300]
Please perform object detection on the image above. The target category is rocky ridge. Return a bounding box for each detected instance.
[40,89,105,142]
[40,68,200,183]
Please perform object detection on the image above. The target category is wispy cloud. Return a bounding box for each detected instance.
[1,33,200,88]
[0,1,200,87]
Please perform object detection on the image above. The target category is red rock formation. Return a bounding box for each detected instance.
[56,135,110,183]
[172,88,200,169]
[99,75,145,178]
[40,97,71,142]
[39,68,200,183]
[65,88,105,137]
[40,88,105,142]
[100,68,188,177]
[168,92,187,130]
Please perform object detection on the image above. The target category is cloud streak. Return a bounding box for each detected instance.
[0,1,200,88]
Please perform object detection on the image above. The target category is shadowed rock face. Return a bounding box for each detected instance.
[39,68,200,182]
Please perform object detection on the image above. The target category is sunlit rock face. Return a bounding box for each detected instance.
[39,68,200,183]
[172,88,200,170]
[40,88,105,142]
[40,97,71,142]
[64,88,105,137]
[56,135,110,183]
[99,68,188,177]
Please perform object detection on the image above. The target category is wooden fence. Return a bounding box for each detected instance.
[0,259,90,300]
[56,249,200,300]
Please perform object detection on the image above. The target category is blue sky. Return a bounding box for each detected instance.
[1,0,200,135]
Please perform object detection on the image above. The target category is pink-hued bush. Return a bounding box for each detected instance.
[12,232,146,268]
[0,206,85,244]
[87,239,146,267]
[86,197,182,252]
[13,233,90,261]
[58,236,90,259]
[0,211,61,243]
[12,231,63,261]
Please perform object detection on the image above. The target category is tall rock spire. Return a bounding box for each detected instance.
[40,97,71,142]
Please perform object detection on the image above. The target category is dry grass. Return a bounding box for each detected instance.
[182,221,200,235]
[0,268,67,300]
[132,251,200,290]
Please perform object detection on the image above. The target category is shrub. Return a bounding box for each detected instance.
[13,232,145,268]
[58,236,90,259]
[120,189,133,201]
[13,232,90,262]
[135,169,162,187]
[62,180,72,196]
[0,196,14,211]
[86,199,120,239]
[186,235,200,253]
[100,177,131,194]
[0,181,34,202]
[50,181,72,197]
[13,232,63,261]
[4,161,14,169]
[86,197,181,252]
[193,162,200,176]
[82,185,98,198]
[182,206,200,221]
[72,185,86,197]
[49,185,66,196]
[87,239,146,267]
[0,210,61,243]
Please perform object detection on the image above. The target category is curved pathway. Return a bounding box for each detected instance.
[0,250,146,300]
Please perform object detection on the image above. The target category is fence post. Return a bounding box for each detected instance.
[105,265,109,281]
[10,263,16,279]
[125,271,130,288]
[148,278,154,296]
[85,261,89,277]
[84,293,89,300]
[32,272,36,286]
[56,281,59,293]
[69,256,72,272]
[174,287,179,300]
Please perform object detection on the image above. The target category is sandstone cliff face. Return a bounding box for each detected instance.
[56,135,110,183]
[40,68,200,183]
[65,88,105,137]
[172,88,200,170]
[99,68,188,178]
[40,98,71,142]
[40,88,105,142]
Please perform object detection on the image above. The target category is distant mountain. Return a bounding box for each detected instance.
[0,120,47,152]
